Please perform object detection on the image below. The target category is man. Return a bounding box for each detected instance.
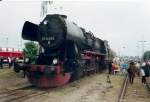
[140,65,146,84]
[127,62,137,84]
[143,62,150,77]
[140,61,150,84]
[120,62,126,74]
[135,61,141,76]
[108,61,112,74]
[0,57,4,69]
[8,57,11,68]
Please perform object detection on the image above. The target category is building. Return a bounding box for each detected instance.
[0,47,23,58]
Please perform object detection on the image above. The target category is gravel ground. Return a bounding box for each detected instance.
[123,77,150,102]
[0,68,29,90]
[0,68,125,102]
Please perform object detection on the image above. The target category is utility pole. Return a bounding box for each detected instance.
[122,46,125,56]
[138,34,147,59]
[6,37,8,47]
[136,45,140,58]
[19,39,23,49]
[139,40,146,56]
[40,1,53,17]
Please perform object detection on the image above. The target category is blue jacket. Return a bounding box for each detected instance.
[142,65,150,77]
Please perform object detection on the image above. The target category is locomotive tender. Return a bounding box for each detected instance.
[20,14,109,87]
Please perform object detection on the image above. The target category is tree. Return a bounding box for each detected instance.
[23,42,38,63]
[143,51,150,60]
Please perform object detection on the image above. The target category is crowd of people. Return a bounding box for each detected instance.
[0,57,12,68]
[108,59,150,85]
[0,56,24,69]
[127,60,150,85]
[108,60,128,75]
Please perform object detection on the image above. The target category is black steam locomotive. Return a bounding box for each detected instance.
[19,14,109,87]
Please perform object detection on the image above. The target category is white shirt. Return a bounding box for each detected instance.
[136,63,140,69]
[140,69,145,76]
[142,62,146,67]
[8,57,11,63]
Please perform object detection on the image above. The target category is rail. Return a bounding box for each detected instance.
[0,85,47,102]
[118,74,128,102]
[145,80,150,93]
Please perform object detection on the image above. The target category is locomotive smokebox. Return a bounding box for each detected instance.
[22,21,38,41]
[38,15,66,49]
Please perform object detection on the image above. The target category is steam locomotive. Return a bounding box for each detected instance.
[17,14,109,87]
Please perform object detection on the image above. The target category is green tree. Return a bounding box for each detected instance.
[23,42,38,63]
[143,51,150,60]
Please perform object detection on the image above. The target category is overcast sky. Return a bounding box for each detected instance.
[0,0,150,56]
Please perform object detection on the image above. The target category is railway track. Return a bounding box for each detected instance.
[0,85,33,95]
[118,74,128,102]
[0,85,48,102]
[145,80,150,93]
